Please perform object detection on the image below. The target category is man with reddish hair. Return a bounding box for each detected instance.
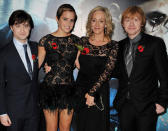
[114,6,168,131]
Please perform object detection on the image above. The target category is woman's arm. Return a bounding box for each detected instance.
[75,51,81,69]
[88,41,118,96]
[38,46,46,68]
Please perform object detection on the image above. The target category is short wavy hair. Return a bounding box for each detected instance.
[121,6,146,31]
[86,6,113,39]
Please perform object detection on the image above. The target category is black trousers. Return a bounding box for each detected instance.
[0,124,6,131]
[119,100,158,131]
[6,115,39,131]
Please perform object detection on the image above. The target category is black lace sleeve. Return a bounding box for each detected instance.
[88,41,118,96]
[75,37,87,51]
[38,34,50,47]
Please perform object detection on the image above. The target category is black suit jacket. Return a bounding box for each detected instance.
[113,33,168,112]
[0,40,39,119]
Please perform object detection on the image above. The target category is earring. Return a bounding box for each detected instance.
[104,27,107,35]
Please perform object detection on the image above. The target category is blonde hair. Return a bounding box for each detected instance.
[86,6,113,40]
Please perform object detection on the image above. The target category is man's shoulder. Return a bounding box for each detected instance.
[0,41,13,54]
[0,42,13,61]
[29,40,38,45]
[28,41,38,49]
[119,37,127,43]
[118,37,128,47]
[143,33,163,42]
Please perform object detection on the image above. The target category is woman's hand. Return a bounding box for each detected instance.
[85,93,95,107]
[75,51,80,69]
[75,59,80,69]
[44,63,51,73]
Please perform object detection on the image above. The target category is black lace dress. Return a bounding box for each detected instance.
[38,34,80,111]
[76,37,118,131]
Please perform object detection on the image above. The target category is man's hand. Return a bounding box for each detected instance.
[0,114,12,126]
[44,63,51,73]
[85,93,95,107]
[156,103,165,114]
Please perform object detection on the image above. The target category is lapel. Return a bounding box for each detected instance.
[28,41,38,80]
[11,41,32,79]
[129,33,146,79]
[121,37,130,78]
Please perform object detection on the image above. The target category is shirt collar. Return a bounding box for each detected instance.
[13,37,28,47]
[129,32,142,44]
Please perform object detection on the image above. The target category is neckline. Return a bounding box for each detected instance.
[88,38,111,47]
[49,33,72,38]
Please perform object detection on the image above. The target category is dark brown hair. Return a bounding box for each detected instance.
[56,4,77,24]
[9,10,34,29]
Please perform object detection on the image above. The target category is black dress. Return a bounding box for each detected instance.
[38,34,80,111]
[76,37,118,131]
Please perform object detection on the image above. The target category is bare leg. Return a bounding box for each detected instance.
[43,109,58,131]
[59,109,73,131]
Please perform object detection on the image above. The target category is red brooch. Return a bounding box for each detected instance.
[81,47,90,55]
[75,44,90,55]
[137,45,144,52]
[51,42,58,50]
[32,54,36,61]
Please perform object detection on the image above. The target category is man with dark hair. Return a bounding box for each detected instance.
[114,6,168,131]
[0,10,39,131]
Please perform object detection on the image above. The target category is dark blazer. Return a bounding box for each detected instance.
[0,40,39,119]
[114,33,168,112]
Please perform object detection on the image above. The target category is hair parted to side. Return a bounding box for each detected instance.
[86,6,113,40]
[9,10,34,29]
[121,6,146,31]
[56,4,77,23]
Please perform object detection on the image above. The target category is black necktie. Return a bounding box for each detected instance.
[125,42,133,76]
[23,44,33,79]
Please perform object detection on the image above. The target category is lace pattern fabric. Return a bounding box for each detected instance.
[39,34,80,86]
[80,37,118,96]
[38,34,81,111]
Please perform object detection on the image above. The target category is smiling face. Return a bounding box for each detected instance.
[122,13,142,39]
[56,10,75,35]
[91,10,106,35]
[10,21,31,43]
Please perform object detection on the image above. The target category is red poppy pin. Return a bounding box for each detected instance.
[137,45,144,52]
[75,44,90,55]
[51,42,58,50]
[32,54,36,61]
[81,47,90,55]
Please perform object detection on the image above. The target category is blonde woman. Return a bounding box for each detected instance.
[76,6,118,131]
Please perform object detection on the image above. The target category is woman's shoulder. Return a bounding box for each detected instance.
[108,40,119,50]
[70,34,80,39]
[80,36,89,44]
[38,34,52,46]
[39,34,51,42]
[110,40,118,44]
[80,36,88,40]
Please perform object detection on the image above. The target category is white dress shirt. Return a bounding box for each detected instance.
[13,37,33,71]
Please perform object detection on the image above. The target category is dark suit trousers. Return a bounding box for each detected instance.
[119,100,158,131]
[6,115,39,131]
